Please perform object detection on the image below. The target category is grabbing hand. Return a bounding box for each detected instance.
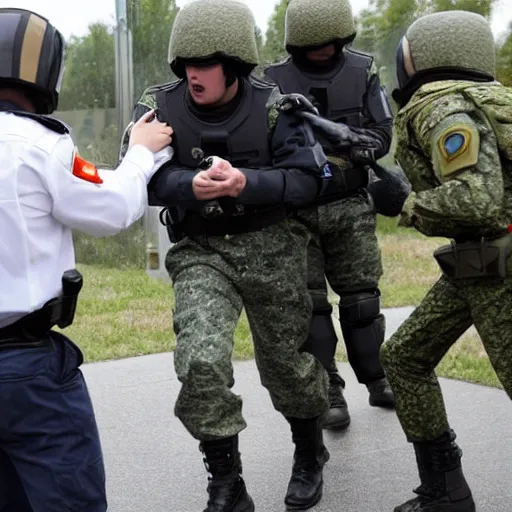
[128,109,173,153]
[207,158,246,197]
[192,170,222,200]
[276,93,320,116]
[192,157,246,200]
[298,112,356,148]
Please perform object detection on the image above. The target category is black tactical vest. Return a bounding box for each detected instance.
[265,48,372,128]
[154,76,273,168]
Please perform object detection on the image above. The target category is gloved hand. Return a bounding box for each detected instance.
[275,93,320,116]
[367,163,412,218]
[276,93,380,158]
[350,147,377,164]
[294,111,357,148]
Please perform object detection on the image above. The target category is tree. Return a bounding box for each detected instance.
[58,0,179,112]
[262,0,288,64]
[432,0,492,17]
[59,23,116,111]
[354,0,421,90]
[128,0,179,101]
[497,24,512,86]
[354,0,498,91]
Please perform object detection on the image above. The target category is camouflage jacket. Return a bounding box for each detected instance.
[395,80,512,239]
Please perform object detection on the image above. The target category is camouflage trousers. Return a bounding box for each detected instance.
[381,271,512,441]
[165,219,329,441]
[295,193,385,379]
[296,193,383,312]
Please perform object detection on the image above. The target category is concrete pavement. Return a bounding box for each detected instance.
[82,305,512,511]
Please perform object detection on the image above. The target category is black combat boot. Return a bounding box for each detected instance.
[200,435,255,512]
[394,430,475,512]
[320,360,351,430]
[284,416,330,511]
[367,376,396,408]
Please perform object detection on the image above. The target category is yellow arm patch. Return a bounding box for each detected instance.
[431,116,480,181]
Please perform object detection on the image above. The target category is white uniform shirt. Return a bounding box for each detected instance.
[0,112,173,328]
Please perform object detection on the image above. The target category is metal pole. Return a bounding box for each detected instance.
[114,0,133,135]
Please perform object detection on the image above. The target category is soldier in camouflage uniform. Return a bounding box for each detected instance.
[381,10,512,512]
[264,0,398,430]
[119,1,331,510]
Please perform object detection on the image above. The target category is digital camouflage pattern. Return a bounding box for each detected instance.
[166,220,329,440]
[168,0,259,73]
[381,272,512,441]
[394,81,512,239]
[296,194,382,312]
[285,0,356,49]
[381,80,512,441]
[405,10,496,79]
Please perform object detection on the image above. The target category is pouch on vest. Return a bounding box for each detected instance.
[433,233,512,279]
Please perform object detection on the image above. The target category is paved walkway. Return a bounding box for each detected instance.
[81,307,512,511]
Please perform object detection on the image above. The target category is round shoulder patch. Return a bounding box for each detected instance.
[430,115,480,180]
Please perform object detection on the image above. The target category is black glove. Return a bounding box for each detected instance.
[294,111,357,148]
[367,163,412,217]
[275,92,320,117]
[276,93,380,157]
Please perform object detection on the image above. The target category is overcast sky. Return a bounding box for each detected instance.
[2,0,511,41]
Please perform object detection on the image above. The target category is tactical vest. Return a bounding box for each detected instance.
[265,48,372,128]
[154,76,273,168]
[151,77,288,242]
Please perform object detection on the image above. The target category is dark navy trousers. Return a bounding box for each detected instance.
[0,331,107,511]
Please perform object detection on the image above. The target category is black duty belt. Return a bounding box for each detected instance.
[434,232,512,280]
[182,205,288,238]
[0,269,83,348]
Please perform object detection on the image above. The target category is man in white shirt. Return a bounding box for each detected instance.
[0,8,173,511]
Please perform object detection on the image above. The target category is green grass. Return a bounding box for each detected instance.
[378,230,447,307]
[63,230,502,390]
[437,336,501,388]
[58,265,175,361]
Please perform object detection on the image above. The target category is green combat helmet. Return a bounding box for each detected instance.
[397,10,496,90]
[168,0,259,78]
[285,0,356,51]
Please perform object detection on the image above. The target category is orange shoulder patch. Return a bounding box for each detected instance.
[72,153,103,184]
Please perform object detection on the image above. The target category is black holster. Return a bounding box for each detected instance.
[0,269,83,348]
[159,207,184,243]
[434,233,512,279]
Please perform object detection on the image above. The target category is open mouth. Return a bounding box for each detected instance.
[192,84,205,93]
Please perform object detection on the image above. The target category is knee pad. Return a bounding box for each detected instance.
[338,289,386,383]
[301,312,338,368]
[339,289,380,327]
